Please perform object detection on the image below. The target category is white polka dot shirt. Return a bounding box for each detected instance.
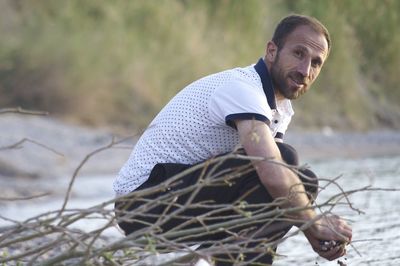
[113,59,294,195]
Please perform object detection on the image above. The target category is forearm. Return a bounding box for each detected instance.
[237,119,316,223]
[256,159,316,222]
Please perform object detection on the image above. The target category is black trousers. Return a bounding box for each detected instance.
[115,143,318,265]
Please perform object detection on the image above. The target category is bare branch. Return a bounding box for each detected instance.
[0,192,51,201]
[0,107,49,116]
[0,137,64,156]
[58,135,134,216]
[1,133,396,265]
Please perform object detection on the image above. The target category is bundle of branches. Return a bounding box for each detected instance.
[0,152,359,266]
[0,109,360,265]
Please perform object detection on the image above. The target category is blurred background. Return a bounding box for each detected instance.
[1,0,400,132]
[1,1,400,265]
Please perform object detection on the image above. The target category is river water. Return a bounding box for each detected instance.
[1,155,400,265]
[275,155,400,266]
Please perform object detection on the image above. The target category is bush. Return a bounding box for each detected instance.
[1,0,399,130]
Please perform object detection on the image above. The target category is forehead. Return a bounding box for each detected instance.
[283,25,329,60]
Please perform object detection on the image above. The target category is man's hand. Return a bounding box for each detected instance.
[303,215,352,261]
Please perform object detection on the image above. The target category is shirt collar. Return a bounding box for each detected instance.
[254,58,277,110]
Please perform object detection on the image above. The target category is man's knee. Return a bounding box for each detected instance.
[299,168,319,200]
[276,142,319,199]
[276,142,299,165]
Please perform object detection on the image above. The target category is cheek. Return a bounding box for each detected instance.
[307,73,317,85]
[310,69,321,80]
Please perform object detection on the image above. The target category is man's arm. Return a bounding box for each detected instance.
[235,119,352,260]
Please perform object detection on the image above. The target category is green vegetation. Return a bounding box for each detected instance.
[1,0,399,130]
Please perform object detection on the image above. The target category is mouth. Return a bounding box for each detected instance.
[289,77,305,88]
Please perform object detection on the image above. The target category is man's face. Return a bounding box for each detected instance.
[269,25,329,100]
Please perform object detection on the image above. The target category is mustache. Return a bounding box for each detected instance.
[290,72,309,85]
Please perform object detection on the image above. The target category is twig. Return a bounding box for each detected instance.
[0,107,49,116]
[0,138,64,156]
[0,192,51,201]
[2,135,397,265]
[57,135,134,216]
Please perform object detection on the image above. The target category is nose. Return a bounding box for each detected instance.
[298,58,311,78]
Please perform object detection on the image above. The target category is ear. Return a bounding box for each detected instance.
[265,41,278,62]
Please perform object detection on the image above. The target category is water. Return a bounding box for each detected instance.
[1,156,400,265]
[275,155,400,266]
[0,174,121,237]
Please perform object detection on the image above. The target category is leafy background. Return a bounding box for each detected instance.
[1,0,399,131]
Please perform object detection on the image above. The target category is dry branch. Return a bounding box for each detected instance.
[0,192,51,201]
[1,132,394,265]
[58,136,134,215]
[0,137,64,156]
[0,107,49,116]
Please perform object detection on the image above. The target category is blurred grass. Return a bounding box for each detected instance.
[0,0,399,131]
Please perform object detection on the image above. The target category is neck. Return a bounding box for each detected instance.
[274,89,285,101]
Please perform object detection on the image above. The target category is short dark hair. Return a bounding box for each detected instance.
[272,14,331,53]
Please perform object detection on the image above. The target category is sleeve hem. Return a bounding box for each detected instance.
[225,113,270,129]
[275,132,284,139]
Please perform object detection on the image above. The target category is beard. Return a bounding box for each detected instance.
[270,55,308,100]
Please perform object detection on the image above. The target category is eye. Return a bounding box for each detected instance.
[293,50,303,58]
[311,58,322,68]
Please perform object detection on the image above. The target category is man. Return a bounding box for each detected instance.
[114,14,352,265]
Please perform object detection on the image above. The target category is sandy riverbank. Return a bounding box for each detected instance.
[1,114,399,181]
[1,114,400,265]
[285,129,400,162]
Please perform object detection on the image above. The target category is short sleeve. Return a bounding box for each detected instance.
[209,79,273,129]
[275,115,292,139]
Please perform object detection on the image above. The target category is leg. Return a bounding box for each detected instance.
[213,143,319,265]
[115,143,318,264]
[115,163,191,235]
[115,154,282,264]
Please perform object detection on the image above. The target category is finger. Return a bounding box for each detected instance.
[339,219,352,231]
[336,227,352,242]
[328,249,343,261]
[318,246,338,260]
[331,222,352,242]
[342,228,353,242]
[337,247,347,259]
[319,245,346,261]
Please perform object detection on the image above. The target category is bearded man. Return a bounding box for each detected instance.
[114,14,352,265]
